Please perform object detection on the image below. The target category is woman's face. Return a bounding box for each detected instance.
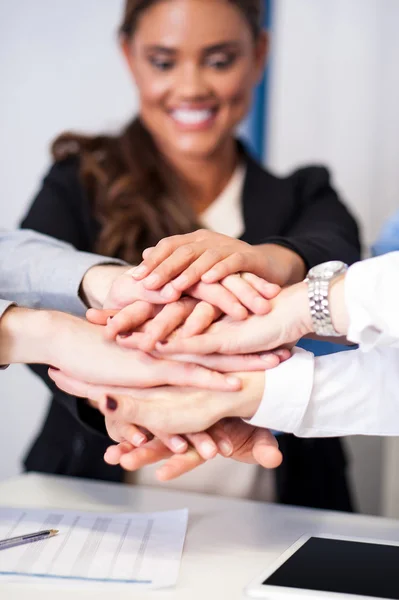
[121,0,268,161]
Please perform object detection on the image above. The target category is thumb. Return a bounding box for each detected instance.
[86,308,117,325]
[252,428,283,469]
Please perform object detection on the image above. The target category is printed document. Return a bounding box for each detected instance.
[0,506,188,588]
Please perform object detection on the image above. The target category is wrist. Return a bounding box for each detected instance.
[80,265,128,308]
[256,244,306,286]
[234,372,266,420]
[0,307,58,365]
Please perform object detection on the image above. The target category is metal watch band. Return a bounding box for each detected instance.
[307,278,340,337]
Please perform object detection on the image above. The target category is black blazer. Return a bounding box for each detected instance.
[21,147,361,512]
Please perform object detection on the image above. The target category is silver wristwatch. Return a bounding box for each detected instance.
[305,261,348,336]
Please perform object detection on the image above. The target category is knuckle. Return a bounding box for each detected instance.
[177,245,196,259]
[232,251,246,266]
[195,228,208,238]
[204,248,222,261]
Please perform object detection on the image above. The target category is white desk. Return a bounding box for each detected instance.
[0,473,399,599]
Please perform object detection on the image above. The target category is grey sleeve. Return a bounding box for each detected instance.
[0,229,125,315]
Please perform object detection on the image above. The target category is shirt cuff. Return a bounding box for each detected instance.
[37,251,126,316]
[244,348,315,433]
[0,300,17,369]
[345,257,399,351]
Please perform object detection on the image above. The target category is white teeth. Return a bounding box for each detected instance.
[171,109,213,125]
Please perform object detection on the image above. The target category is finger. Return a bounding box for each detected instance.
[188,282,248,320]
[185,432,218,460]
[160,358,242,390]
[106,419,148,446]
[119,438,173,471]
[222,275,270,315]
[141,244,204,290]
[274,348,292,362]
[105,301,156,340]
[171,249,224,291]
[131,236,192,280]
[141,247,155,260]
[155,333,221,357]
[206,422,234,457]
[48,369,131,399]
[241,273,281,299]
[251,428,283,469]
[49,369,92,398]
[152,431,188,454]
[163,351,281,372]
[133,298,197,352]
[178,302,221,338]
[156,447,204,481]
[201,253,249,283]
[104,442,134,465]
[86,308,118,326]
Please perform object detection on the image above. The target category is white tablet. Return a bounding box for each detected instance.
[245,533,399,600]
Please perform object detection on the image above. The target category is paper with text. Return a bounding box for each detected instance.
[0,506,188,588]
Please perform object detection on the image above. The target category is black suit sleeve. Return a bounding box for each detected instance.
[265,166,361,268]
[20,158,107,438]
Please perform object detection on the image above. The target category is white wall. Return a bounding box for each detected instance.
[267,0,399,515]
[0,0,138,481]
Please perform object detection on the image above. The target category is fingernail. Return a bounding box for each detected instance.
[132,265,147,278]
[118,332,132,339]
[203,269,217,281]
[226,376,241,388]
[160,284,176,299]
[107,316,113,324]
[144,274,160,287]
[202,442,217,459]
[132,433,146,446]
[219,440,233,456]
[106,396,118,411]
[171,437,187,452]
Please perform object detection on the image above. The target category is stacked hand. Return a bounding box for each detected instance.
[48,231,307,481]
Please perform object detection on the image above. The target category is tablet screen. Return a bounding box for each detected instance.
[263,537,399,599]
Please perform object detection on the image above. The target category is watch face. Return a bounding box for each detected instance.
[308,261,347,280]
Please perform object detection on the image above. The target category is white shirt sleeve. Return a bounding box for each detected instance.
[247,252,399,437]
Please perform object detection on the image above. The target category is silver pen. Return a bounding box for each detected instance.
[0,529,59,551]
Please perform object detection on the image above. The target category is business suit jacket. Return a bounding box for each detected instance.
[20,145,361,512]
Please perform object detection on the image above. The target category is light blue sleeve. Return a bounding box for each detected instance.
[0,229,125,315]
[372,210,399,257]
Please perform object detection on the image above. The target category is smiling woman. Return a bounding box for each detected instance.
[20,0,360,511]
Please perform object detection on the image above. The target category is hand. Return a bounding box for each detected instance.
[90,371,268,435]
[103,267,181,309]
[104,418,283,481]
[104,415,232,463]
[131,229,304,289]
[131,230,269,289]
[48,348,285,402]
[156,282,312,356]
[87,297,222,352]
[108,266,280,321]
[40,312,248,391]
